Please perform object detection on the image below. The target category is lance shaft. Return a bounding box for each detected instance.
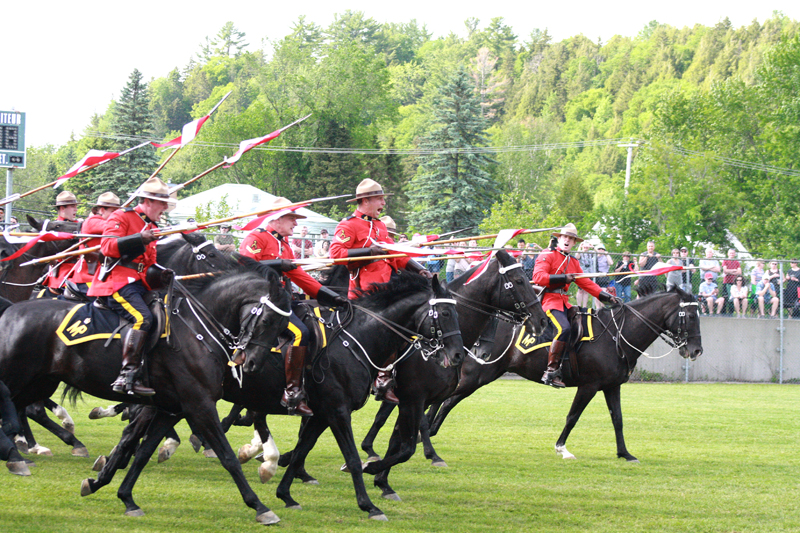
[20,245,101,267]
[420,227,560,247]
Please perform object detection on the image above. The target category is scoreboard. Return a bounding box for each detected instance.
[0,111,25,168]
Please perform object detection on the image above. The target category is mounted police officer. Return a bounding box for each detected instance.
[329,178,432,404]
[41,191,81,296]
[532,223,620,388]
[239,197,347,416]
[68,192,121,296]
[88,177,172,397]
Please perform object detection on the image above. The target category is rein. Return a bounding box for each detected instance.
[452,262,533,327]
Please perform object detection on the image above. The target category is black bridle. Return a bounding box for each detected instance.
[451,262,535,327]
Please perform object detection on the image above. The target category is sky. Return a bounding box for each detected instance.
[5,1,799,148]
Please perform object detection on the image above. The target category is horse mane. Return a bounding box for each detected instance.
[352,270,435,310]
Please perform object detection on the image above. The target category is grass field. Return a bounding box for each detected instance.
[2,381,800,532]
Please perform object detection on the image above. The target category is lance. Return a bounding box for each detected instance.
[419,227,561,247]
[0,141,152,207]
[5,232,119,239]
[19,245,101,267]
[122,91,233,208]
[571,264,702,280]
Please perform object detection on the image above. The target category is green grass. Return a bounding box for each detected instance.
[2,382,800,532]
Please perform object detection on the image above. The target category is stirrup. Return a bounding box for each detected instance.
[542,370,565,388]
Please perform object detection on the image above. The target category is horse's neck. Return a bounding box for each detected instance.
[450,277,498,348]
[354,293,429,356]
[615,297,672,360]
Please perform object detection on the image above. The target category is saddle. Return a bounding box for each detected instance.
[268,301,334,372]
[56,291,167,352]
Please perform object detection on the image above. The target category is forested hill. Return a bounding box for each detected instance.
[15,13,800,256]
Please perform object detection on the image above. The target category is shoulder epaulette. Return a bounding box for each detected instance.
[343,215,356,221]
[123,207,135,212]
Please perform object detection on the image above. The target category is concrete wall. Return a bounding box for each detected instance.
[636,316,800,382]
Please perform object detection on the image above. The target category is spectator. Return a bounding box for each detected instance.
[313,229,330,257]
[698,247,721,282]
[721,248,742,312]
[729,276,750,318]
[291,225,313,258]
[665,249,683,292]
[614,252,636,303]
[9,216,17,225]
[638,240,662,295]
[783,260,800,317]
[576,241,596,308]
[446,242,470,283]
[756,271,779,318]
[678,247,695,294]
[517,239,536,279]
[750,259,765,287]
[595,245,612,301]
[214,224,236,252]
[699,271,725,315]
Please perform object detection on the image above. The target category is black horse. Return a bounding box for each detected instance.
[0,266,292,524]
[428,287,703,463]
[355,251,548,500]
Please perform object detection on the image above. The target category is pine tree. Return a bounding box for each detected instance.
[407,66,498,233]
[93,69,159,196]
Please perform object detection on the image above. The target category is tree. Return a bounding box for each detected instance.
[407,66,498,232]
[93,69,159,196]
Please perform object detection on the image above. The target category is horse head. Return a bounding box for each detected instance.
[0,235,16,270]
[670,286,703,361]
[492,250,548,336]
[425,275,464,369]
[27,214,81,234]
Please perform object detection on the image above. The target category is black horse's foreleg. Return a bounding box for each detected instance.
[25,402,89,456]
[361,401,395,460]
[220,404,245,433]
[276,415,329,509]
[603,384,637,462]
[187,403,279,524]
[276,418,317,483]
[0,381,25,465]
[418,413,445,466]
[82,404,158,498]
[555,386,599,459]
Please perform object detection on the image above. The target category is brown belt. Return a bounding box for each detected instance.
[119,260,146,273]
[544,288,567,295]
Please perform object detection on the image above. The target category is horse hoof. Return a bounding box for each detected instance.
[14,438,29,455]
[92,456,107,471]
[7,461,32,476]
[256,510,281,525]
[626,457,640,463]
[203,449,218,459]
[340,462,349,473]
[189,435,202,453]
[238,445,253,464]
[72,446,90,458]
[80,479,94,496]
[259,462,277,484]
[157,447,170,463]
[285,504,302,510]
[369,513,389,521]
[125,508,145,517]
[382,492,401,501]
[88,407,103,419]
[29,444,53,456]
[364,455,381,463]
[431,460,448,467]
[302,478,319,485]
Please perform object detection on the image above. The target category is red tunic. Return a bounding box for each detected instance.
[69,213,105,285]
[43,216,79,289]
[532,249,603,312]
[329,210,410,297]
[87,206,158,297]
[238,227,321,298]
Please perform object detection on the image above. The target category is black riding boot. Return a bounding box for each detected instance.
[542,340,566,388]
[281,346,313,416]
[373,353,399,405]
[111,329,155,397]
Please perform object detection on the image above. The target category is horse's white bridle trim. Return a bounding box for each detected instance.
[498,263,522,274]
[192,241,215,254]
[429,298,457,306]
[259,295,292,317]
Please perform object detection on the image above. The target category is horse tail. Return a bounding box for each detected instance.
[61,384,84,407]
[0,296,12,318]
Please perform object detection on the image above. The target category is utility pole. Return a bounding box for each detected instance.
[617,139,641,194]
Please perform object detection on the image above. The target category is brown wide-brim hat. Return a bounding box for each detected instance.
[94,191,121,208]
[55,191,78,206]
[267,197,307,219]
[347,178,393,203]
[379,215,397,231]
[136,177,171,202]
[552,223,584,243]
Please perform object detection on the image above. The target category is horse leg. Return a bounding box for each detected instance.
[418,413,446,467]
[276,415,329,510]
[220,403,245,433]
[428,375,488,437]
[555,386,599,460]
[0,381,29,475]
[276,418,317,484]
[360,401,394,462]
[603,384,638,462]
[253,414,281,483]
[187,403,279,524]
[89,403,126,420]
[42,398,75,433]
[26,402,89,457]
[82,405,158,499]
[364,400,426,500]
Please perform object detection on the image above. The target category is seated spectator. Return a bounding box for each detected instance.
[729,276,749,318]
[756,273,779,318]
[213,224,236,252]
[750,259,765,286]
[313,229,330,257]
[291,225,313,258]
[698,272,725,315]
[698,247,721,282]
[614,252,636,303]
